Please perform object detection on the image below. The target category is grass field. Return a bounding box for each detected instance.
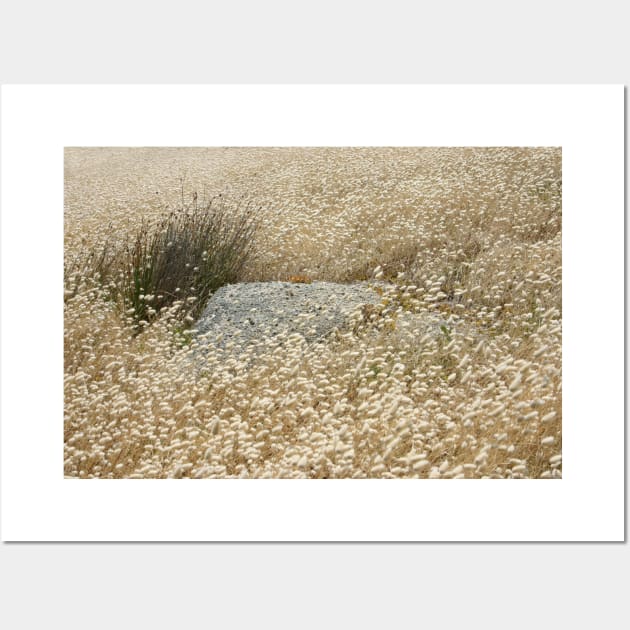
[64,147,561,478]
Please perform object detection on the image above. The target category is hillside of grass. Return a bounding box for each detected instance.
[64,147,561,478]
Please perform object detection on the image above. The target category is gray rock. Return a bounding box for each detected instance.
[193,281,383,356]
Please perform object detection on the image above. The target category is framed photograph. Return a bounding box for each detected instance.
[1,85,623,540]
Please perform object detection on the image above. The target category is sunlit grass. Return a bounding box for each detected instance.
[64,147,561,478]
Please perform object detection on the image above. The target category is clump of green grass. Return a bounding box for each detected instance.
[83,193,260,328]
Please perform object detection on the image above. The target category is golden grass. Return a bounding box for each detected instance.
[64,147,561,478]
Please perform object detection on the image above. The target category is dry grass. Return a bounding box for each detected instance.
[64,147,561,478]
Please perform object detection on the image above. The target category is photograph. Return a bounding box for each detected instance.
[64,146,562,479]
